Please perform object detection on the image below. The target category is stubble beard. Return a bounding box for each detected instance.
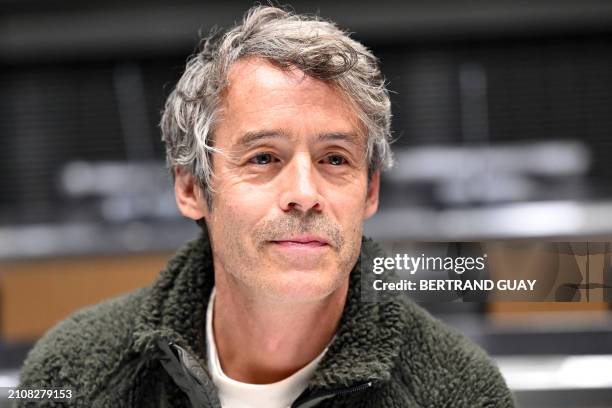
[210,210,363,303]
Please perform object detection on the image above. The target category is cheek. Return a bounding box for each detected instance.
[230,184,272,214]
[207,193,257,269]
[326,187,367,251]
[326,182,369,222]
[211,184,271,235]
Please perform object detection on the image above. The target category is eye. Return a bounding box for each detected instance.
[249,152,277,165]
[324,154,348,166]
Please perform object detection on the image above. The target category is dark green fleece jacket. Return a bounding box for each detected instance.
[17,231,515,407]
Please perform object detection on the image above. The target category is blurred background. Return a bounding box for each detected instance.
[2,0,612,406]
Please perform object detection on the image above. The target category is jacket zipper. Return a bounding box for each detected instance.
[158,340,222,408]
[162,340,374,408]
[291,381,373,408]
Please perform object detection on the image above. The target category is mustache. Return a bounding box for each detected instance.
[254,213,344,248]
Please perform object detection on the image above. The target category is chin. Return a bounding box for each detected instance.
[261,269,347,303]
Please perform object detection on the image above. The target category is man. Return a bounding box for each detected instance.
[18,5,515,407]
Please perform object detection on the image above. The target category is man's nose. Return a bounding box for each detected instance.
[279,155,324,213]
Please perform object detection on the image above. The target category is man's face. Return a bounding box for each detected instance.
[191,57,379,302]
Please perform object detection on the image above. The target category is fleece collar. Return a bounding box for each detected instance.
[132,228,407,391]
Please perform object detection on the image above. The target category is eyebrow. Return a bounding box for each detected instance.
[316,132,359,146]
[235,130,286,148]
[235,129,359,148]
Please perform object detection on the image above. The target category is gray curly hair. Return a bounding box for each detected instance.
[160,5,393,209]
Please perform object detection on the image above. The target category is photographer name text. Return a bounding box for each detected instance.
[370,254,536,292]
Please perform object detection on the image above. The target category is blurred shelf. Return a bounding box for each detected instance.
[2,199,612,259]
[0,219,200,260]
[440,313,612,356]
[366,200,612,241]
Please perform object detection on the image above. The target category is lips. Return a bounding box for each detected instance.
[267,235,331,269]
[270,235,330,247]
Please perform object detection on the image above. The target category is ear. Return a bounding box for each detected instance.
[363,170,380,220]
[174,167,209,220]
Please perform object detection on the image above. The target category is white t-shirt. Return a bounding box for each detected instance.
[206,289,327,408]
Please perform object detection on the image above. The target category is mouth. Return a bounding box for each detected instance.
[269,235,330,249]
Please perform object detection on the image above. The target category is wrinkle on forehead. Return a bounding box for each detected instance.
[219,56,366,141]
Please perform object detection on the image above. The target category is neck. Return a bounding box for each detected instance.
[211,272,348,384]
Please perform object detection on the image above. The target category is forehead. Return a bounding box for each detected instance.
[217,56,365,145]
